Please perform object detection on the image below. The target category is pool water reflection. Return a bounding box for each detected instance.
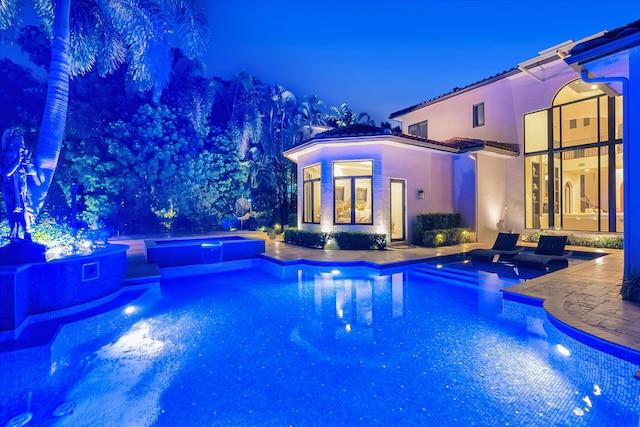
[0,262,638,426]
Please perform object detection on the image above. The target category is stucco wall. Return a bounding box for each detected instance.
[382,145,454,243]
[476,153,507,241]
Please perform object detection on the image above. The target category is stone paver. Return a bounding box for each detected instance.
[116,232,640,355]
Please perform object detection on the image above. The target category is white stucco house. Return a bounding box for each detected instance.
[284,20,640,250]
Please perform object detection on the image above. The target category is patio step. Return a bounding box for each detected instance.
[412,263,520,292]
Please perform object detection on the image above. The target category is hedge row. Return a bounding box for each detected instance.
[283,229,386,250]
[523,232,623,249]
[283,229,328,249]
[414,213,462,245]
[420,227,475,248]
[332,231,386,250]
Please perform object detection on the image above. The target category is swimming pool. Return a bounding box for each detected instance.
[1,261,638,426]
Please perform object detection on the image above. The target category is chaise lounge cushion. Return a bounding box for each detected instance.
[492,233,521,251]
[534,235,568,256]
[512,235,572,269]
[467,233,523,262]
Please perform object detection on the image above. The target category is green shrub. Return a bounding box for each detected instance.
[414,213,462,244]
[331,231,387,250]
[283,229,328,248]
[421,227,475,248]
[522,232,623,249]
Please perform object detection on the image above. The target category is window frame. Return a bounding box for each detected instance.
[302,164,321,224]
[408,120,428,138]
[332,160,373,225]
[473,102,485,127]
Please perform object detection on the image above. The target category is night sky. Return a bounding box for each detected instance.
[207,0,639,124]
[1,1,638,125]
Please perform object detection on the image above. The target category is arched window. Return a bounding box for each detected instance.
[552,79,606,106]
[524,79,623,232]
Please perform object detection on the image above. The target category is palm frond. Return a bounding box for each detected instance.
[0,0,21,32]
[160,0,209,59]
[68,0,101,76]
[32,0,54,33]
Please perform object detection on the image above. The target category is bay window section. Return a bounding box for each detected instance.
[303,165,321,224]
[333,160,373,225]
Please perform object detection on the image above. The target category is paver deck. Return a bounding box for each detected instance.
[115,232,639,356]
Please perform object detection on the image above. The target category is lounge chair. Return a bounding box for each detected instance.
[511,235,572,269]
[466,232,524,262]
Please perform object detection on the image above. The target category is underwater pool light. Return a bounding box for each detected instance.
[123,306,137,315]
[556,344,571,357]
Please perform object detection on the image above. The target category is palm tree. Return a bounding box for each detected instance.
[298,95,326,127]
[357,112,375,126]
[325,103,357,128]
[0,0,208,223]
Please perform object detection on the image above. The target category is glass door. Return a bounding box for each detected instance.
[390,179,405,241]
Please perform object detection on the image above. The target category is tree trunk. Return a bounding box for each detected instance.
[27,0,71,221]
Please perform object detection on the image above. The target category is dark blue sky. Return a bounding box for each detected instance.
[207,0,638,124]
[1,1,637,125]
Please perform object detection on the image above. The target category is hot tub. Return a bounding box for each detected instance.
[145,235,265,268]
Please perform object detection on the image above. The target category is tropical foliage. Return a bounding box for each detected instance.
[0,0,209,225]
[1,10,377,236]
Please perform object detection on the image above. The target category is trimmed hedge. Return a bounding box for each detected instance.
[331,231,387,250]
[283,229,387,250]
[414,213,462,245]
[284,229,328,248]
[421,227,475,248]
[523,231,623,249]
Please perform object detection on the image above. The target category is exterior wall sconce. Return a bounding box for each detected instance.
[418,189,425,199]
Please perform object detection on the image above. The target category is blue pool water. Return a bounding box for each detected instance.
[1,261,638,426]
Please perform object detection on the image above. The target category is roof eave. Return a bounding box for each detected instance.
[283,134,462,163]
[565,32,640,67]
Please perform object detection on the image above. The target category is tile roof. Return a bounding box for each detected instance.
[288,124,519,157]
[388,67,519,119]
[443,137,519,156]
[313,124,392,138]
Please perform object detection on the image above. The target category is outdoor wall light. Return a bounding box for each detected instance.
[418,189,425,199]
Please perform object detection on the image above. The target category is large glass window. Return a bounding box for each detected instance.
[524,109,548,153]
[615,143,624,232]
[559,98,598,147]
[333,161,373,224]
[303,165,321,224]
[561,148,601,231]
[615,96,623,140]
[525,155,547,229]
[524,79,623,232]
